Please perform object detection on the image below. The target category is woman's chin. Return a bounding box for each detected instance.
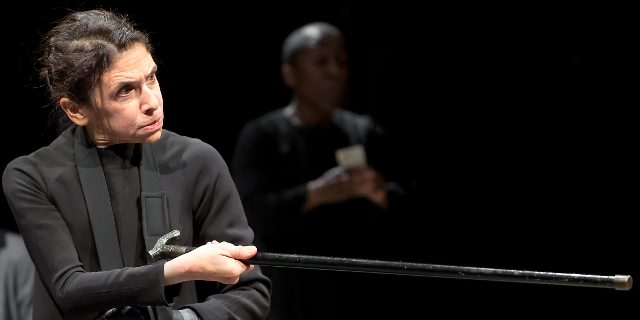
[142,129,163,144]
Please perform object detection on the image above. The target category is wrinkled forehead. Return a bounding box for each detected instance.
[101,45,153,81]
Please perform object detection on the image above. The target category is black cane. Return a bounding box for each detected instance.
[147,230,633,291]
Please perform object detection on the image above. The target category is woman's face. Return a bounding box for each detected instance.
[86,43,163,146]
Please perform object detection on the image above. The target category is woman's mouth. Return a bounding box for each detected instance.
[142,118,163,131]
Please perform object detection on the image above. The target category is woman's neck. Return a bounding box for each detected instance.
[84,124,118,149]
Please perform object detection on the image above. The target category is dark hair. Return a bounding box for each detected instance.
[281,22,342,65]
[38,9,151,111]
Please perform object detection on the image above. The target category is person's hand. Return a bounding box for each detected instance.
[360,166,389,211]
[164,241,255,286]
[303,166,389,213]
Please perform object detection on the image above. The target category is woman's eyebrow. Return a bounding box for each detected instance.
[147,65,157,78]
[110,65,158,90]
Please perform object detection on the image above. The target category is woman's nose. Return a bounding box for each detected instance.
[140,85,160,115]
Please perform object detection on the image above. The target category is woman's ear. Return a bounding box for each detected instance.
[281,63,296,89]
[59,98,90,126]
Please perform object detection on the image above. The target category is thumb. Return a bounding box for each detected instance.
[229,245,257,259]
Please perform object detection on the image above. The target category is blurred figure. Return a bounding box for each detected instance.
[0,228,34,320]
[232,22,403,320]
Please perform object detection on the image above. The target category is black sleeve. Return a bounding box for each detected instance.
[177,141,271,320]
[231,122,308,237]
[2,159,172,318]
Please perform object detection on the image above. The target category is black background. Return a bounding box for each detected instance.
[2,1,636,318]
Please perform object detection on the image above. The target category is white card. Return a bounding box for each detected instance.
[335,144,367,168]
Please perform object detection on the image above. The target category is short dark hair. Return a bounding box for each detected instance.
[37,9,152,109]
[281,22,342,65]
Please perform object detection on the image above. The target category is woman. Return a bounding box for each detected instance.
[2,9,270,320]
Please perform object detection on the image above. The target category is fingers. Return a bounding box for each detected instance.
[240,261,255,275]
[204,241,257,259]
[308,166,387,207]
[329,166,383,183]
[322,167,349,184]
[324,166,346,177]
[228,245,257,260]
[216,262,253,284]
[349,167,385,191]
[187,242,256,283]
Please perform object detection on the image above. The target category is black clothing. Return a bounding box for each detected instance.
[0,228,34,320]
[96,143,147,268]
[231,107,403,320]
[2,125,271,320]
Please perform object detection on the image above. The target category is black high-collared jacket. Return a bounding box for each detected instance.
[2,125,271,320]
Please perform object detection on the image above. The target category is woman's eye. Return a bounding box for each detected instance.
[148,73,157,83]
[117,85,134,97]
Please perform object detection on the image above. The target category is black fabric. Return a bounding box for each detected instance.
[141,190,170,253]
[74,126,124,272]
[3,125,271,320]
[140,143,171,253]
[96,143,146,268]
[140,143,165,193]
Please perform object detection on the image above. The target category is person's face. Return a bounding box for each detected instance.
[291,33,348,113]
[87,43,163,145]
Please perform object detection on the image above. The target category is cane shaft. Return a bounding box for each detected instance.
[239,252,631,290]
[165,245,631,290]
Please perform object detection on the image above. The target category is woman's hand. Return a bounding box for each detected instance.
[303,166,389,213]
[163,241,256,286]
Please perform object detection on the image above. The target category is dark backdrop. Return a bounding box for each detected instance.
[2,2,636,318]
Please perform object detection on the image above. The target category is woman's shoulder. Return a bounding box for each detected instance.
[153,128,217,155]
[3,126,76,184]
[151,129,225,173]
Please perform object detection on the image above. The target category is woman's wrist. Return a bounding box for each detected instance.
[164,256,191,286]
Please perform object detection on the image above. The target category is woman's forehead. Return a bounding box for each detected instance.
[104,44,155,84]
